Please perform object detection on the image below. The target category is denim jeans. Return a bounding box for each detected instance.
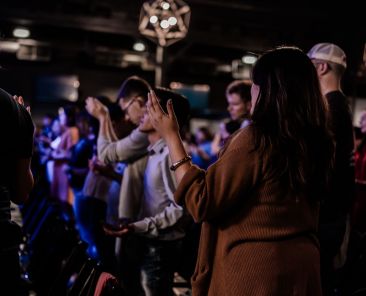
[120,236,182,296]
[141,239,182,296]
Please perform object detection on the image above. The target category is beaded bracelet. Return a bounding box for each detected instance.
[170,155,192,171]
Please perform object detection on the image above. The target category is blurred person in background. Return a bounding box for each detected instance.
[49,105,79,210]
[225,80,252,128]
[79,101,133,272]
[210,80,252,160]
[352,110,366,232]
[190,126,214,170]
[211,119,241,157]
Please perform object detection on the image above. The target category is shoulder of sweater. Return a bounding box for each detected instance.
[216,126,256,159]
[227,126,254,150]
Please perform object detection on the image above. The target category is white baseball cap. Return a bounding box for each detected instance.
[307,43,347,68]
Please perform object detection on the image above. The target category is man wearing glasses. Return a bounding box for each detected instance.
[85,76,152,283]
[86,76,151,163]
[119,95,145,123]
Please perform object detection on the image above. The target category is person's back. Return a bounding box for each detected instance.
[324,90,354,218]
[147,46,334,296]
[308,43,354,216]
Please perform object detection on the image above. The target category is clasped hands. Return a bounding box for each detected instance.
[85,96,109,120]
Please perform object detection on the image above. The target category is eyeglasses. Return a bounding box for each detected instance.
[121,96,145,113]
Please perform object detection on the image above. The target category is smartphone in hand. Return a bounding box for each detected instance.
[103,222,123,231]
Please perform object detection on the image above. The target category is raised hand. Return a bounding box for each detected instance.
[147,90,179,140]
[85,96,109,120]
[13,95,31,114]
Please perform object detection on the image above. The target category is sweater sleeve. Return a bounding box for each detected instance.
[174,129,260,223]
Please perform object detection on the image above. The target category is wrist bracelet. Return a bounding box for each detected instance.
[170,155,192,171]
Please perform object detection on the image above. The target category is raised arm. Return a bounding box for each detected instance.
[147,91,259,222]
[147,90,191,184]
[86,97,149,163]
[97,128,149,164]
[85,97,118,142]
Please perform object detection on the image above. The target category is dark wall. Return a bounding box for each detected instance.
[0,56,232,122]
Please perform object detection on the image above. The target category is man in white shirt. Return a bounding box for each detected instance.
[104,87,191,296]
[86,76,151,163]
[85,76,152,224]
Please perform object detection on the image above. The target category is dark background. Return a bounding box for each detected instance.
[0,0,365,119]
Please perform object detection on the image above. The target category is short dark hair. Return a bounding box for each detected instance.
[116,76,151,103]
[329,61,346,78]
[154,87,190,129]
[225,80,252,103]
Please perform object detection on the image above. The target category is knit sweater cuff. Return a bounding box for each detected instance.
[174,165,205,205]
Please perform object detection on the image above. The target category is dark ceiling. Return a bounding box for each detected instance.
[0,0,365,107]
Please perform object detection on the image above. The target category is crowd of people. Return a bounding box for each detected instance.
[1,42,366,296]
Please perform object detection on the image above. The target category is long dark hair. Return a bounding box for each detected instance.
[251,46,334,200]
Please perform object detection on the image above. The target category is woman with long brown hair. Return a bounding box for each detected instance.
[148,46,334,295]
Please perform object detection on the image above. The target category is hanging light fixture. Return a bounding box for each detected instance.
[139,0,191,47]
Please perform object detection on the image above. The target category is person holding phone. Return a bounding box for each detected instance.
[104,87,191,296]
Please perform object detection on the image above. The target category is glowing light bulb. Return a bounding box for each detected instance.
[160,20,169,29]
[150,15,158,24]
[13,28,30,38]
[133,42,146,52]
[168,17,177,26]
[162,2,170,10]
[242,55,257,64]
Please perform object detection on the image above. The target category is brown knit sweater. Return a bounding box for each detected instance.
[175,126,322,296]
